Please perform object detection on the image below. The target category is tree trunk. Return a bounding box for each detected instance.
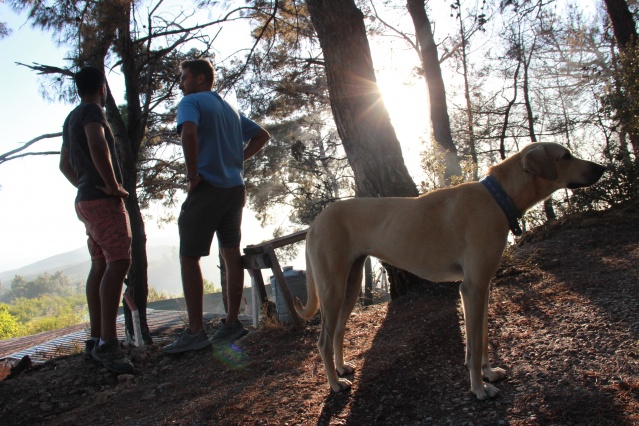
[220,252,228,314]
[100,3,152,344]
[522,42,538,144]
[457,7,478,180]
[521,36,557,222]
[363,257,373,306]
[603,0,639,157]
[306,0,422,297]
[123,178,152,344]
[407,0,462,183]
[603,0,637,48]
[306,0,418,199]
[105,88,152,344]
[499,59,521,161]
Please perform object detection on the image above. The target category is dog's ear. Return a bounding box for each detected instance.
[522,145,558,180]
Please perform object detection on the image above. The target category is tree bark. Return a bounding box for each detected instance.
[407,0,462,183]
[101,3,152,343]
[306,0,422,297]
[603,0,639,157]
[603,0,637,48]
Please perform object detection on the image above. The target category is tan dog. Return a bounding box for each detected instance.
[295,142,605,400]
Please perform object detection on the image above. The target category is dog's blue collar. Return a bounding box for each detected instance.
[480,175,523,236]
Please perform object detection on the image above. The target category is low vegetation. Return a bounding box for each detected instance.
[0,272,186,340]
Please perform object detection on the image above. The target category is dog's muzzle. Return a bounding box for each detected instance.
[567,163,606,189]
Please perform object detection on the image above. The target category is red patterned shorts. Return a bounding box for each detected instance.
[75,198,132,263]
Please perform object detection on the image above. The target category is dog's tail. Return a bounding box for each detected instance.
[294,251,320,320]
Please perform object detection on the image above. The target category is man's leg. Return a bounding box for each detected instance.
[161,254,211,354]
[86,258,106,339]
[99,259,131,341]
[221,247,244,325]
[92,258,135,374]
[209,246,248,345]
[162,184,216,354]
[181,255,204,334]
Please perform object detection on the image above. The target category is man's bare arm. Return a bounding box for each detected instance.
[180,121,201,193]
[59,145,79,188]
[85,122,128,198]
[244,128,270,161]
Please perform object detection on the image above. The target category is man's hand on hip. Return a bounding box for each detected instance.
[188,175,202,194]
[97,183,129,199]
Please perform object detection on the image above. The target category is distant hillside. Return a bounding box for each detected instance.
[0,247,90,285]
[0,245,222,295]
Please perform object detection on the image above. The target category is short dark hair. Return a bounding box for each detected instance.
[181,59,214,87]
[74,67,106,96]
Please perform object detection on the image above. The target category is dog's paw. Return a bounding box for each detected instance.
[337,362,355,377]
[483,366,507,382]
[331,378,352,393]
[472,383,499,400]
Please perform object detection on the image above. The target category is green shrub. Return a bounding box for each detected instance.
[0,303,22,340]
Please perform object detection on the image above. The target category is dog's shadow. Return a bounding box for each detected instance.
[316,388,351,426]
[315,281,494,425]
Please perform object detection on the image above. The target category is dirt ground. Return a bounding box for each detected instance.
[1,204,638,425]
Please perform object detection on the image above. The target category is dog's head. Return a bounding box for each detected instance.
[521,142,606,189]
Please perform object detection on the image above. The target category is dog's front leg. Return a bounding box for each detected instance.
[460,279,500,400]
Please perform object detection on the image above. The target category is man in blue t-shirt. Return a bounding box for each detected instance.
[163,59,270,353]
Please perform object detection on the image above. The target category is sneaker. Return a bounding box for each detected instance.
[162,329,211,354]
[91,339,135,374]
[210,319,249,346]
[84,339,97,360]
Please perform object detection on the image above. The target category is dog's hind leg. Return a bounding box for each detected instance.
[460,273,500,400]
[316,261,353,392]
[334,256,366,378]
[481,286,506,383]
[318,305,353,392]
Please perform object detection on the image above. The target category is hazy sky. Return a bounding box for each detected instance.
[0,5,270,272]
[0,6,86,271]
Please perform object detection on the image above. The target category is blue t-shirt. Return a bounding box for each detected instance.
[176,91,262,188]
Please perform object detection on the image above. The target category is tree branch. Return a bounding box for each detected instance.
[0,133,63,166]
[133,6,257,45]
[15,62,73,77]
[218,2,279,94]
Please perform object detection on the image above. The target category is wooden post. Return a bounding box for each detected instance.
[242,252,278,322]
[241,229,308,327]
[364,256,373,306]
[265,245,303,328]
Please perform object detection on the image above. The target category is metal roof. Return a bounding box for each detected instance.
[0,309,222,368]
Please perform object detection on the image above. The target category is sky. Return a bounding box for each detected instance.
[0,5,263,273]
[0,6,84,272]
[0,3,430,275]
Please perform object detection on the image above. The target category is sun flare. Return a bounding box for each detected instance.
[375,68,430,176]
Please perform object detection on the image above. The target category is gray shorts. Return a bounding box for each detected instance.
[178,182,246,257]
